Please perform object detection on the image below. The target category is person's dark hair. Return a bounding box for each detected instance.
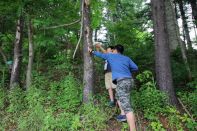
[114,44,124,54]
[107,46,114,50]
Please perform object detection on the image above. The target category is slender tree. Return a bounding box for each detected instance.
[166,0,192,80]
[177,0,193,50]
[25,17,34,89]
[82,0,94,103]
[10,15,24,88]
[151,0,178,106]
[189,0,197,27]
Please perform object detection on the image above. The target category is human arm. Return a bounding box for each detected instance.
[95,42,107,53]
[88,47,109,60]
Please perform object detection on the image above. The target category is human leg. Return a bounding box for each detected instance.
[116,79,136,130]
[105,72,116,106]
[117,100,125,115]
[108,88,114,102]
[126,112,136,131]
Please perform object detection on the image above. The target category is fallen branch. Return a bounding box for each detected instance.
[177,98,195,122]
[42,19,80,30]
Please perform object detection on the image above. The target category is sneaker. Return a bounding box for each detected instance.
[108,101,115,107]
[116,115,127,122]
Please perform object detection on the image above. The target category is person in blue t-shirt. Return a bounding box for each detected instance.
[88,44,138,131]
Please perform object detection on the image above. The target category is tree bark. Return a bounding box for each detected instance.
[26,17,34,89]
[178,0,193,50]
[10,16,24,89]
[151,0,178,106]
[82,0,94,103]
[164,0,179,51]
[190,0,197,27]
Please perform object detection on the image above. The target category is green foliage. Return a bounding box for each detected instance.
[150,121,165,131]
[0,67,6,88]
[133,71,197,130]
[178,91,197,117]
[187,77,197,89]
[0,0,196,130]
[91,0,103,29]
[53,51,73,71]
[165,106,184,130]
[18,102,45,130]
[48,75,82,111]
[6,87,26,113]
[171,49,188,83]
[121,123,129,131]
[17,74,82,130]
[179,114,197,131]
[0,88,5,109]
[134,71,168,120]
[71,103,108,130]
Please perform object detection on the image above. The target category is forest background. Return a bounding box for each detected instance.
[0,0,197,130]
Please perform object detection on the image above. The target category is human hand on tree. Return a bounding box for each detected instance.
[88,47,93,53]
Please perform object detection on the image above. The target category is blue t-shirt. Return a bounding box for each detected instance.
[93,51,138,81]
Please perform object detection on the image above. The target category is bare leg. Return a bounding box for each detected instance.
[117,100,125,115]
[126,112,136,131]
[108,88,114,101]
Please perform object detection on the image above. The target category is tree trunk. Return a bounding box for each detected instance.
[82,0,94,103]
[190,0,197,27]
[178,0,193,50]
[94,28,97,42]
[10,16,24,89]
[26,17,34,89]
[168,1,192,81]
[164,0,179,50]
[151,0,178,106]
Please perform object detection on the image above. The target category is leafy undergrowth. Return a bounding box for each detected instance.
[131,71,197,131]
[0,51,196,130]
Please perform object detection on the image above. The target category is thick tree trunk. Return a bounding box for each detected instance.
[165,0,179,50]
[151,0,178,106]
[178,0,193,50]
[10,16,24,89]
[82,0,94,103]
[26,18,34,89]
[190,0,197,27]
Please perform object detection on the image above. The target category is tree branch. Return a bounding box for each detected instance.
[177,98,195,122]
[42,19,80,30]
[73,0,84,59]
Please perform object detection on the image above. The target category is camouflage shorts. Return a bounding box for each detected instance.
[115,78,134,114]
